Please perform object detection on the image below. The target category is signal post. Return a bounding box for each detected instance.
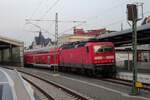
[127,3,143,95]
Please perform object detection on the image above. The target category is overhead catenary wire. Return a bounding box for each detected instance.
[28,0,48,19]
[24,0,50,38]
[25,0,60,33]
[59,15,126,36]
[102,19,125,28]
[40,0,61,19]
[25,21,56,37]
[30,0,61,40]
[25,19,86,23]
[26,0,130,37]
[24,0,47,32]
[58,0,132,35]
[78,0,131,27]
[83,5,150,31]
[59,6,150,36]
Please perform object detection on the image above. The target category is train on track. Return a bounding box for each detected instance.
[24,40,116,77]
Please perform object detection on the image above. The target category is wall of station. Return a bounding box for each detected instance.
[0,47,24,67]
[116,51,150,70]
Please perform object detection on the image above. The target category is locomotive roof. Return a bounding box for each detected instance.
[60,40,113,49]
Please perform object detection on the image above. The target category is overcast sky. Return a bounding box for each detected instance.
[0,0,150,46]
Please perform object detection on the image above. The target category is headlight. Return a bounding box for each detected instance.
[94,56,102,60]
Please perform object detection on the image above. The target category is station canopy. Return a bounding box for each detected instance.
[96,23,150,47]
[0,35,23,49]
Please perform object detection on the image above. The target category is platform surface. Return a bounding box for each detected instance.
[0,67,35,100]
[117,71,150,84]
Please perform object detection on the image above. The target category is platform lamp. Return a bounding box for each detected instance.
[127,3,143,95]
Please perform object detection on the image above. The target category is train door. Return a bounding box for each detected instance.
[84,46,91,69]
[48,55,51,67]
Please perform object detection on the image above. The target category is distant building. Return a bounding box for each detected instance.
[73,27,107,36]
[29,28,113,48]
[29,31,53,49]
[58,34,94,46]
[58,28,110,46]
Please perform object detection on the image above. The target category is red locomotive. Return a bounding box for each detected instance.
[24,41,116,77]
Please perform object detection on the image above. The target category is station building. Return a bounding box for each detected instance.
[58,28,108,46]
[116,45,150,70]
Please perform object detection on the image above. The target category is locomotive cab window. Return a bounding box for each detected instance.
[94,45,113,53]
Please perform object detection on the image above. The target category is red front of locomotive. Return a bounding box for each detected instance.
[90,42,116,75]
[91,42,115,65]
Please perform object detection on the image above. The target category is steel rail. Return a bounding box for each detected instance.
[4,67,89,100]
[23,77,54,100]
[102,78,150,91]
[20,70,89,100]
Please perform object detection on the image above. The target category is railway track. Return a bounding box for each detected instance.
[4,67,91,100]
[23,77,54,100]
[101,78,150,91]
[22,67,150,92]
[3,68,149,100]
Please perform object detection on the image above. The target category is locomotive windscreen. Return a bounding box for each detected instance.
[94,45,113,53]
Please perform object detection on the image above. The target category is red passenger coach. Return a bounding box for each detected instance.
[24,47,60,68]
[24,52,34,66]
[59,41,116,77]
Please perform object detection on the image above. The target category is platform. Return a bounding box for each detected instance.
[117,71,150,84]
[0,67,35,100]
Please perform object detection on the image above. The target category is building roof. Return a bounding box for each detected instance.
[35,31,53,46]
[29,32,53,49]
[73,28,107,36]
[0,35,23,49]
